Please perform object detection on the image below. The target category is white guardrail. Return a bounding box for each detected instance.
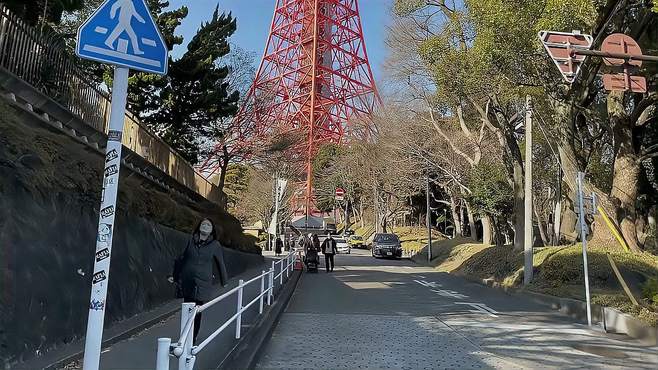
[155,249,299,370]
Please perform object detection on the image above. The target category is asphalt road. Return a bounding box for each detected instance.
[255,249,658,369]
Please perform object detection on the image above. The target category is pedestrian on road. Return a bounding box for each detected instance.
[171,218,228,344]
[302,233,313,255]
[312,234,321,251]
[321,235,337,272]
[275,237,283,256]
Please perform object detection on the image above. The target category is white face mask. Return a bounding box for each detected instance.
[199,220,213,240]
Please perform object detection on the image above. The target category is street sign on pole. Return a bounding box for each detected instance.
[76,0,169,75]
[77,1,168,369]
[601,33,643,67]
[335,187,345,201]
[576,172,593,327]
[602,74,647,93]
[600,33,646,93]
[538,30,593,83]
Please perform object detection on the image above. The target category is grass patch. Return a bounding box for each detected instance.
[428,238,658,326]
[392,226,445,254]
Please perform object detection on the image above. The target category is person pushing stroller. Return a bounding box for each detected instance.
[303,233,320,272]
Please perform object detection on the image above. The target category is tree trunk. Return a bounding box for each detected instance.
[461,205,468,237]
[465,201,478,241]
[381,215,388,233]
[554,101,629,248]
[481,214,493,245]
[372,185,380,233]
[450,195,462,237]
[491,217,503,246]
[608,91,642,252]
[534,199,549,246]
[217,144,230,192]
[360,200,364,228]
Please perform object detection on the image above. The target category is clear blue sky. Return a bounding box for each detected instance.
[168,0,393,82]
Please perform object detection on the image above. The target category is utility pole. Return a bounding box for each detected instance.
[426,175,432,263]
[524,95,534,285]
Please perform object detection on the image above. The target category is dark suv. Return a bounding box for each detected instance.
[371,233,402,259]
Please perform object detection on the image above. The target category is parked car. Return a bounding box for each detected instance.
[335,238,351,254]
[348,235,365,249]
[371,233,402,259]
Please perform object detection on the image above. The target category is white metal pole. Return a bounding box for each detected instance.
[259,271,265,314]
[273,178,280,242]
[524,95,534,285]
[577,172,593,326]
[156,338,171,370]
[268,267,274,305]
[280,261,283,285]
[235,279,244,339]
[179,302,195,370]
[82,67,130,370]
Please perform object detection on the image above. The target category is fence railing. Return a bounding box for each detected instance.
[156,249,299,370]
[0,4,222,204]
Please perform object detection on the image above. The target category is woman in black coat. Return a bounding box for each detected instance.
[172,218,229,343]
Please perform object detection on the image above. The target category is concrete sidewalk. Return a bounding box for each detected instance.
[17,254,295,370]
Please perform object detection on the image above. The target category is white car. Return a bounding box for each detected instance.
[335,238,351,254]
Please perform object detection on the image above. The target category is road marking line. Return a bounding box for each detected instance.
[431,289,468,299]
[455,302,499,317]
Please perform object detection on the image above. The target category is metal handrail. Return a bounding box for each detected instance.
[157,248,298,370]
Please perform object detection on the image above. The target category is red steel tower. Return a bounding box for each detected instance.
[205,0,380,216]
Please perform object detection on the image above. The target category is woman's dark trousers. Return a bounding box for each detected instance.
[184,298,204,344]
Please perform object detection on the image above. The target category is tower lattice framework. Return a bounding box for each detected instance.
[205,0,380,216]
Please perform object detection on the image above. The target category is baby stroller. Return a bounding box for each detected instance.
[305,247,320,272]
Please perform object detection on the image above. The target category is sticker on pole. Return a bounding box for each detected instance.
[76,0,168,75]
[538,30,592,83]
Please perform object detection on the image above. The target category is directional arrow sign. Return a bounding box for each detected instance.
[539,30,593,83]
[76,0,168,75]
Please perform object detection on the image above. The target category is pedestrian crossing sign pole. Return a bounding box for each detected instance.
[575,172,596,327]
[76,1,168,370]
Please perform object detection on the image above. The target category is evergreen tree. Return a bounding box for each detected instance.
[129,4,239,164]
[5,0,84,25]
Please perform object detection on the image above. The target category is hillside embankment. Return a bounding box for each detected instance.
[0,100,260,365]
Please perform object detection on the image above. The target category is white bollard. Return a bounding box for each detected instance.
[280,260,283,285]
[235,279,244,339]
[156,338,171,370]
[179,302,195,370]
[259,270,265,314]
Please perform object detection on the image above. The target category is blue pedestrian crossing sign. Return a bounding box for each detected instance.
[76,0,168,75]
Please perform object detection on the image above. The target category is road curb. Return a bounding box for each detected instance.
[219,269,302,370]
[411,258,658,346]
[472,276,658,345]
